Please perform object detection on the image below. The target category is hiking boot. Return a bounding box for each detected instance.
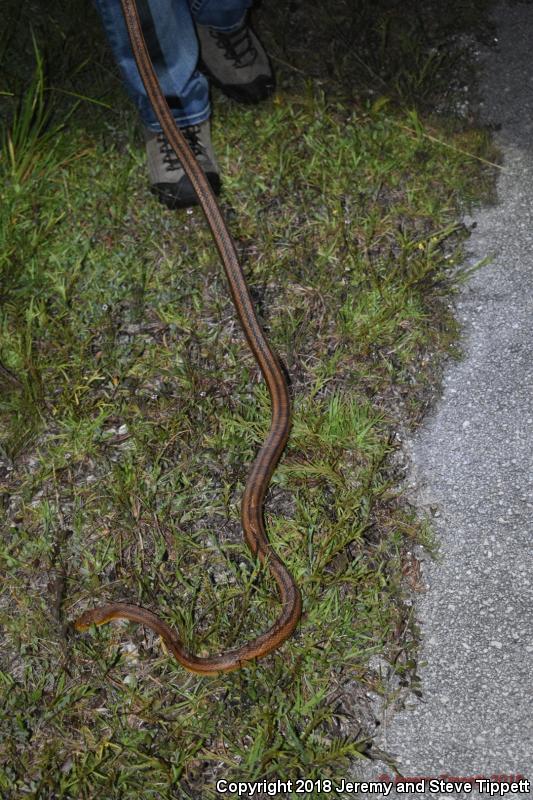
[144,119,221,209]
[196,20,275,104]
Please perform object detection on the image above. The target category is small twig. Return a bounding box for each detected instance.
[269,54,308,76]
[0,360,23,389]
[397,122,505,170]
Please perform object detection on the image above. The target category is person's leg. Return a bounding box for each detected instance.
[92,0,274,206]
[93,0,209,129]
[93,0,219,208]
[191,0,275,104]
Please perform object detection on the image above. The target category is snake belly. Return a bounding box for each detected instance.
[74,0,302,675]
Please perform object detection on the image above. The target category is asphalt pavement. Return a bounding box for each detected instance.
[358,3,533,796]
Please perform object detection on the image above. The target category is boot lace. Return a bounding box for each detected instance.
[157,125,204,172]
[211,25,257,68]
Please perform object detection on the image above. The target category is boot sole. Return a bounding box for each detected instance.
[152,171,222,209]
[200,63,275,104]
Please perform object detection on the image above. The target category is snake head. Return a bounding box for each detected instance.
[73,608,107,631]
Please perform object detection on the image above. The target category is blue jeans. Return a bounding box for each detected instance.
[94,0,252,129]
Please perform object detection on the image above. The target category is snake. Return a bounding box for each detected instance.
[74,0,302,675]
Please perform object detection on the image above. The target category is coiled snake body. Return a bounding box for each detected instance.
[74,0,302,674]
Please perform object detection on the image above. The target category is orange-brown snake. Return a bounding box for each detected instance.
[74,0,302,674]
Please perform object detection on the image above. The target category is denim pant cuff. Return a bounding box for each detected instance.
[202,12,246,33]
[143,102,211,132]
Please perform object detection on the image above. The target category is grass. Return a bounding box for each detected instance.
[0,0,496,797]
